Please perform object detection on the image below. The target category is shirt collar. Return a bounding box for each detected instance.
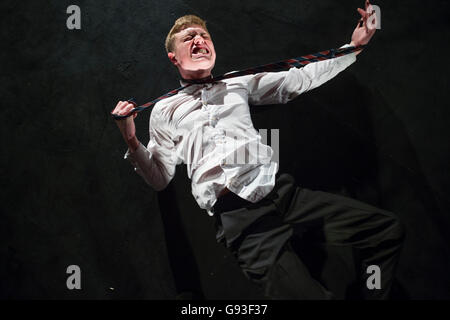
[179,75,218,94]
[179,74,216,87]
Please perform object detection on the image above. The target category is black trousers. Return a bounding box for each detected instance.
[213,173,405,300]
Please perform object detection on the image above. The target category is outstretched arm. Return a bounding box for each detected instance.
[247,0,378,105]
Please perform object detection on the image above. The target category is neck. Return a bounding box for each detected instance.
[181,74,213,84]
[179,68,212,80]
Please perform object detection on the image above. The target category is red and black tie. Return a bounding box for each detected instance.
[112,44,365,120]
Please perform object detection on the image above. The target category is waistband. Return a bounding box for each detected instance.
[213,190,254,215]
[213,172,287,215]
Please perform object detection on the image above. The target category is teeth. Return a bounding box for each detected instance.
[197,49,207,54]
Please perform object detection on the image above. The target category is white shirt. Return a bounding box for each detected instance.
[124,44,357,215]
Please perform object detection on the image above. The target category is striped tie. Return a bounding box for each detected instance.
[112,44,365,120]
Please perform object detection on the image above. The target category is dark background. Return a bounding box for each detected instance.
[1,0,449,299]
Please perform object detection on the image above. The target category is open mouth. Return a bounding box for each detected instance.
[191,46,210,59]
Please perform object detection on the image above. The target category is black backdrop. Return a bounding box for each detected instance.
[1,0,450,299]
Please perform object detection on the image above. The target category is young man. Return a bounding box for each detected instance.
[112,1,404,299]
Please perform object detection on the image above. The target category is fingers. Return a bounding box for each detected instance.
[356,19,362,28]
[356,8,366,31]
[112,101,126,114]
[366,5,377,32]
[364,1,376,33]
[357,7,367,19]
[357,3,375,18]
[111,100,137,118]
[357,7,371,33]
[367,4,374,18]
[127,99,137,107]
[121,103,136,117]
[367,14,377,32]
[116,100,128,110]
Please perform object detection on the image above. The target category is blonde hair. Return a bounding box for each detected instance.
[165,15,209,53]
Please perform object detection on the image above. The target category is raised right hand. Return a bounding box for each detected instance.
[350,0,377,48]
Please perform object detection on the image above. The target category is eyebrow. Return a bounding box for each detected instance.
[180,29,209,38]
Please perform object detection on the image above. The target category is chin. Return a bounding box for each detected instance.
[187,63,214,74]
[193,60,214,68]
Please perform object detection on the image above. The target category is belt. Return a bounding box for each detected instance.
[213,189,254,215]
[112,45,366,120]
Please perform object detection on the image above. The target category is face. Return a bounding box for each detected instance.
[168,25,216,80]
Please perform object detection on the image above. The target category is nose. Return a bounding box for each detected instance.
[193,35,205,44]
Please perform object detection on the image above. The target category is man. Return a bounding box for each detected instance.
[112,1,404,299]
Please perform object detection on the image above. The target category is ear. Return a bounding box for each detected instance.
[168,52,178,66]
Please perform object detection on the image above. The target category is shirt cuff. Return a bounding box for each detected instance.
[336,43,357,66]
